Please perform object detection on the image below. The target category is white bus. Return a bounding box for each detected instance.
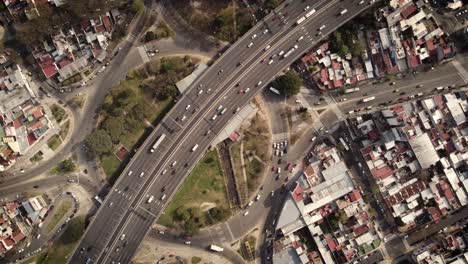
[362,96,375,103]
[269,87,280,95]
[296,16,306,25]
[305,9,316,18]
[210,245,224,252]
[344,87,360,94]
[339,137,349,151]
[150,134,166,153]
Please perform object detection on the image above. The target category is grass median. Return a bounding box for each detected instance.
[158,150,228,228]
[45,200,71,233]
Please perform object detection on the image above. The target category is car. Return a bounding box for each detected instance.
[245,87,250,93]
[247,201,253,207]
[162,169,167,175]
[277,168,281,173]
[238,88,244,94]
[268,59,274,65]
[251,34,257,39]
[235,107,241,113]
[160,194,167,200]
[359,0,365,4]
[271,191,275,197]
[390,81,396,85]
[393,89,399,93]
[263,29,268,34]
[340,98,347,102]
[128,171,133,176]
[277,158,282,164]
[198,90,203,96]
[275,174,280,180]
[256,81,263,87]
[416,84,423,88]
[120,234,125,240]
[109,202,114,208]
[243,211,249,216]
[115,247,120,253]
[256,194,261,201]
[247,42,253,48]
[139,172,145,178]
[304,5,310,10]
[311,136,317,142]
[184,241,191,245]
[185,104,191,110]
[264,45,271,51]
[297,36,304,42]
[272,166,276,172]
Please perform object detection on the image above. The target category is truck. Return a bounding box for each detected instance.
[191,144,199,152]
[210,245,224,252]
[150,134,166,153]
[296,16,306,25]
[362,96,375,103]
[344,87,360,94]
[269,87,280,95]
[305,9,316,18]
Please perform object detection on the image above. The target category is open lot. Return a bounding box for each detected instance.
[158,150,228,228]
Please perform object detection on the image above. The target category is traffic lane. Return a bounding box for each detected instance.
[73,0,374,262]
[335,71,464,114]
[0,175,71,196]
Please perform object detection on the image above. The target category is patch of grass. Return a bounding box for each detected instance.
[158,150,228,227]
[39,216,85,264]
[30,151,44,162]
[59,120,70,140]
[72,94,86,109]
[45,200,72,233]
[191,256,202,264]
[47,135,62,150]
[50,104,67,123]
[101,154,121,178]
[61,73,82,86]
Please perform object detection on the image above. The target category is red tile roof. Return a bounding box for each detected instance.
[229,132,240,141]
[4,237,15,247]
[57,58,72,69]
[348,189,362,202]
[12,230,25,243]
[95,25,105,33]
[386,180,427,206]
[32,107,44,119]
[0,242,5,254]
[353,225,369,237]
[103,16,113,32]
[292,184,304,202]
[401,5,417,19]
[371,165,394,180]
[304,165,315,178]
[39,57,58,78]
[13,119,21,129]
[325,235,338,251]
[427,207,441,222]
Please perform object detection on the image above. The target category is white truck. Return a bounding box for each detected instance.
[362,96,376,103]
[150,134,166,153]
[344,87,360,94]
[210,245,224,252]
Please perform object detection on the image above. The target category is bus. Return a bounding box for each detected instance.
[305,9,316,18]
[339,137,349,151]
[296,16,306,25]
[210,245,224,252]
[344,87,360,94]
[150,134,166,153]
[362,96,375,103]
[269,87,280,95]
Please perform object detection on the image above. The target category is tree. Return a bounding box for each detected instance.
[144,31,156,42]
[264,0,279,10]
[86,129,113,156]
[59,158,76,173]
[338,45,349,57]
[102,116,125,143]
[130,0,144,14]
[276,70,302,97]
[184,219,199,236]
[209,207,230,222]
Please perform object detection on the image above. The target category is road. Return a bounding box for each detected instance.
[69,1,378,263]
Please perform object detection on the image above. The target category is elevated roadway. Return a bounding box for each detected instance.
[69,1,376,263]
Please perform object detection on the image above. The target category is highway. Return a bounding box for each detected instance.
[69,1,377,263]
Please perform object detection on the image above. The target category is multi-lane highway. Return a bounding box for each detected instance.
[69,1,377,263]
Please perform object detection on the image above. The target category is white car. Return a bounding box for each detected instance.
[263,29,268,34]
[243,211,249,216]
[340,98,347,102]
[185,104,191,110]
[311,136,317,142]
[247,42,253,48]
[245,87,250,93]
[264,45,271,51]
[251,34,257,39]
[297,36,304,42]
[120,234,126,240]
[162,169,167,175]
[128,171,133,176]
[247,201,253,207]
[139,172,145,178]
[304,5,310,10]
[256,81,263,87]
[255,194,261,201]
[268,59,274,65]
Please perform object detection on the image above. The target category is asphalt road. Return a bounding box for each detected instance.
[69,1,378,263]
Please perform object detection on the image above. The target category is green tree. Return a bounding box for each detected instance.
[59,158,76,173]
[130,0,144,14]
[144,31,156,42]
[276,70,302,97]
[210,207,230,222]
[264,0,279,9]
[86,129,113,156]
[338,45,349,57]
[184,219,199,236]
[102,116,125,143]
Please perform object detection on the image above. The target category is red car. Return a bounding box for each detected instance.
[239,88,244,94]
[286,163,292,171]
[272,166,276,172]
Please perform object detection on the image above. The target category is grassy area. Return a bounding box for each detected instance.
[39,216,86,264]
[45,200,72,233]
[158,150,228,227]
[47,135,62,150]
[72,94,86,109]
[191,257,202,264]
[30,151,44,162]
[101,154,121,178]
[59,120,70,140]
[61,73,82,86]
[50,104,67,123]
